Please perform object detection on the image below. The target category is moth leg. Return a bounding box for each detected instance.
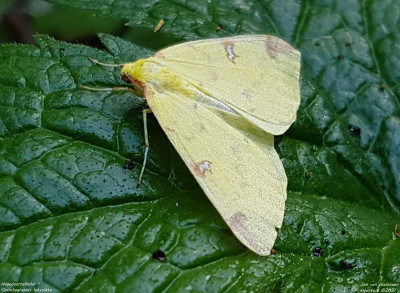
[138,108,153,185]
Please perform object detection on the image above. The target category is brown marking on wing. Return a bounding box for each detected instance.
[229,212,259,252]
[142,86,156,102]
[192,160,212,177]
[164,127,175,132]
[222,41,237,62]
[222,41,234,47]
[143,86,152,96]
[265,35,296,59]
[154,50,165,58]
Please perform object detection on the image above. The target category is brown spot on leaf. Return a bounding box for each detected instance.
[192,160,212,177]
[395,224,400,238]
[313,246,323,257]
[152,249,167,262]
[123,159,135,170]
[265,35,296,59]
[228,212,258,252]
[340,260,353,269]
[349,124,361,136]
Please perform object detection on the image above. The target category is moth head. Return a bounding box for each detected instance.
[121,60,146,97]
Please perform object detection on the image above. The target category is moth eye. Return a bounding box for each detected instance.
[121,73,133,84]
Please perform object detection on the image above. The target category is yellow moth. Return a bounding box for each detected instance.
[92,35,301,255]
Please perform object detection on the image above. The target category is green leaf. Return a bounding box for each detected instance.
[47,0,301,40]
[1,0,400,292]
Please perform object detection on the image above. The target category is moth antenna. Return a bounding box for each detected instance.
[79,84,113,91]
[88,57,125,68]
[79,84,137,94]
